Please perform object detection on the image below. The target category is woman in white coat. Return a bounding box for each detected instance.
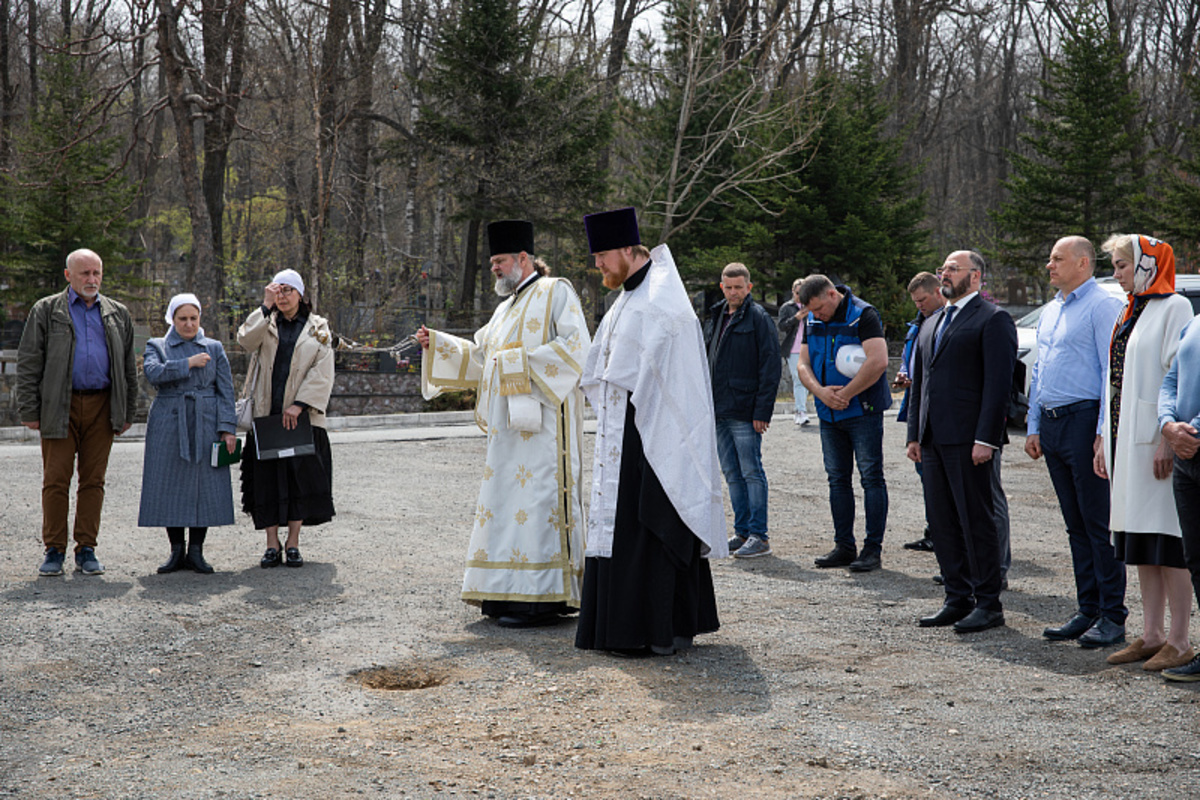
[1095,235,1194,670]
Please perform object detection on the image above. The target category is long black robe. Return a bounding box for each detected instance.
[574,397,720,652]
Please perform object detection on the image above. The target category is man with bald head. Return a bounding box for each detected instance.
[18,249,138,577]
[907,251,1016,633]
[1026,236,1126,649]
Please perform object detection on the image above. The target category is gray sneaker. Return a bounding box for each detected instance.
[74,547,105,575]
[733,536,772,558]
[39,548,65,577]
[728,534,747,553]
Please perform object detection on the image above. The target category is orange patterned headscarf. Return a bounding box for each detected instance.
[1116,235,1176,329]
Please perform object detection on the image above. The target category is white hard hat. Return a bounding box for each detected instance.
[835,344,867,379]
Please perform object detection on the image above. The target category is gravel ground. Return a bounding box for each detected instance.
[2,414,1199,799]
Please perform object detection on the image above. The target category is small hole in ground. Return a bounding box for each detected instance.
[350,664,448,691]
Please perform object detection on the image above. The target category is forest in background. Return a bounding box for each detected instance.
[1,0,1199,343]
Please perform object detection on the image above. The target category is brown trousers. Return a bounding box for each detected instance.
[40,392,116,553]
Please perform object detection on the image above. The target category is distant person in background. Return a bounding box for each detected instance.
[795,275,891,573]
[703,262,781,559]
[17,248,138,578]
[895,271,944,554]
[139,294,238,574]
[1158,311,1200,682]
[777,278,811,426]
[1027,236,1127,650]
[1095,235,1194,671]
[237,269,336,569]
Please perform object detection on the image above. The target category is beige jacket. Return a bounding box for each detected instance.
[237,307,335,428]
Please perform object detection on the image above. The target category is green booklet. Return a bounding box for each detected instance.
[211,438,243,468]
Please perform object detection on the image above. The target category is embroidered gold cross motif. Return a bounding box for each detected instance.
[482,464,494,480]
[514,510,529,525]
[525,318,542,334]
[520,431,535,441]
[436,341,456,361]
[515,465,533,487]
[473,548,489,562]
[544,363,559,378]
[475,505,493,526]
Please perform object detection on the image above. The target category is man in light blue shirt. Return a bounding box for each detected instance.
[1025,236,1126,649]
[1158,316,1200,681]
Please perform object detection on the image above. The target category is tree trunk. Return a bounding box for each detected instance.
[156,0,221,338]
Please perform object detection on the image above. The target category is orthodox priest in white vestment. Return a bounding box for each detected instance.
[574,207,726,656]
[418,220,591,627]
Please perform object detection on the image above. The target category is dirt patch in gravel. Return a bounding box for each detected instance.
[2,418,1199,799]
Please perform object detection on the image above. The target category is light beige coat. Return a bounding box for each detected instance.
[237,307,335,428]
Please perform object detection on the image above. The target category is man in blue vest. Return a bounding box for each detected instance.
[796,275,891,572]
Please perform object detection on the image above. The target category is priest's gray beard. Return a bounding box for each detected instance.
[494,269,521,297]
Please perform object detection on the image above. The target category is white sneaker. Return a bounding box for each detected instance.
[797,413,811,426]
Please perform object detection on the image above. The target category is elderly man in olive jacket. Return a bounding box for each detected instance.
[17,249,138,577]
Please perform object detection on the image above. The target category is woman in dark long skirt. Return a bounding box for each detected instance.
[237,269,336,568]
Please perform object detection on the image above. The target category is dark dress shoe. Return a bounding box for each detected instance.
[1043,612,1097,641]
[260,547,282,568]
[285,547,304,568]
[903,536,935,552]
[918,603,973,627]
[932,573,944,585]
[814,546,856,568]
[496,612,561,628]
[1078,617,1125,649]
[848,552,882,572]
[954,608,1005,633]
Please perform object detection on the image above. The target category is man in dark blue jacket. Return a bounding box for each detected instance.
[702,263,782,558]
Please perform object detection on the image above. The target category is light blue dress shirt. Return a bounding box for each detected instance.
[1158,315,1200,436]
[1027,277,1123,436]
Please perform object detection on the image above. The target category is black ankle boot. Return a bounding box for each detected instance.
[157,542,186,574]
[185,543,214,574]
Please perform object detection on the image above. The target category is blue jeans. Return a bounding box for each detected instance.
[786,353,809,416]
[819,413,887,553]
[1039,405,1126,624]
[715,418,768,539]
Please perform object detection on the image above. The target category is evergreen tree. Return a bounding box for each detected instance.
[416,0,611,315]
[1157,77,1200,253]
[992,10,1143,275]
[678,62,929,334]
[0,50,140,309]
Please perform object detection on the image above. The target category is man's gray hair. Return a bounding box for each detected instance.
[797,274,835,306]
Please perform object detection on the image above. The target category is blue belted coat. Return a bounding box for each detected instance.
[138,327,237,528]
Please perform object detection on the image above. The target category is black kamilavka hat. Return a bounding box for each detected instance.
[584,207,641,253]
[487,220,535,257]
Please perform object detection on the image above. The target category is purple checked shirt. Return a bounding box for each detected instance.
[68,287,111,391]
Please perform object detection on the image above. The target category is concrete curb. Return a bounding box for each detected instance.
[0,400,898,444]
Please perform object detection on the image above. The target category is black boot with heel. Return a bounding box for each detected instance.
[158,528,187,573]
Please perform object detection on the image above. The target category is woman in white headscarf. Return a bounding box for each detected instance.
[237,270,336,569]
[138,294,238,573]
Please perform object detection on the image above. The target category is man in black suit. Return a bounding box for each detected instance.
[906,250,1017,633]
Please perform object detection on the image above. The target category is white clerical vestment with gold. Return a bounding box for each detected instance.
[422,276,591,607]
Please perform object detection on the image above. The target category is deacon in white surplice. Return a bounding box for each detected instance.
[416,220,591,628]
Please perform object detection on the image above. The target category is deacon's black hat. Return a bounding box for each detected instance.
[584,207,641,253]
[487,220,535,257]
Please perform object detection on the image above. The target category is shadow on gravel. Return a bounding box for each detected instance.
[452,622,771,719]
[132,562,343,608]
[3,577,134,604]
[1007,557,1055,578]
[722,555,818,583]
